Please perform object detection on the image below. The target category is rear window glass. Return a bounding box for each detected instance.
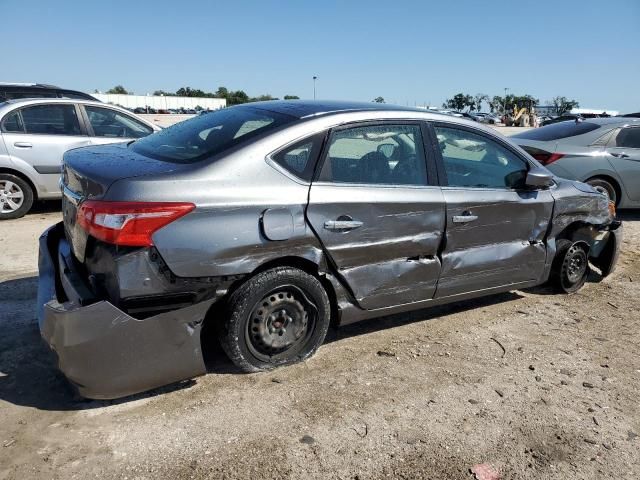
[130,107,295,163]
[514,122,600,141]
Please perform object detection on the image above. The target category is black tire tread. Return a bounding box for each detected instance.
[219,267,331,373]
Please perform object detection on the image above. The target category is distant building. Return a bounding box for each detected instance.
[93,93,226,110]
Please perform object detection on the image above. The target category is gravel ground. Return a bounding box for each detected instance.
[0,205,638,480]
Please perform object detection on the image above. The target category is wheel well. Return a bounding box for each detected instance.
[585,175,621,205]
[555,222,595,254]
[0,167,38,200]
[249,256,340,328]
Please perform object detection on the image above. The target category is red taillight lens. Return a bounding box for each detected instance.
[77,201,195,247]
[530,152,565,165]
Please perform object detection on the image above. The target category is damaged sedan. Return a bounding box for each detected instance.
[37,100,622,399]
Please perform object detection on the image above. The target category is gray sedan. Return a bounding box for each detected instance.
[37,101,621,399]
[0,98,160,218]
[513,118,640,206]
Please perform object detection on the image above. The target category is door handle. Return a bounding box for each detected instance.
[610,152,629,159]
[14,142,32,148]
[452,213,478,224]
[324,219,363,231]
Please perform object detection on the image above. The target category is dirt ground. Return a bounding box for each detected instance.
[0,203,638,480]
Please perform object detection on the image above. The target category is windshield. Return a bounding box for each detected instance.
[514,121,601,141]
[130,106,295,163]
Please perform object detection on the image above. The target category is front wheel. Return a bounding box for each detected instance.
[220,267,331,372]
[551,240,590,294]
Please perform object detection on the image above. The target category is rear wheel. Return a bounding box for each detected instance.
[551,240,589,294]
[586,178,618,206]
[0,174,33,220]
[219,267,331,372]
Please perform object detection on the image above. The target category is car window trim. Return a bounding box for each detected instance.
[427,120,533,191]
[1,102,89,137]
[313,119,435,188]
[0,108,26,133]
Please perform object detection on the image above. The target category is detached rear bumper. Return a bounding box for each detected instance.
[37,222,210,399]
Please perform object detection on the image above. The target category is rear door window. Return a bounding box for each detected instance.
[20,104,82,135]
[318,124,428,186]
[514,121,601,141]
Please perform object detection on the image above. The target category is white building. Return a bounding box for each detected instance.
[93,93,226,110]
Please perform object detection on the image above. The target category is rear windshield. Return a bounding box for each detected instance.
[514,121,600,141]
[130,106,295,163]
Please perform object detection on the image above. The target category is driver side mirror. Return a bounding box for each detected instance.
[525,168,554,189]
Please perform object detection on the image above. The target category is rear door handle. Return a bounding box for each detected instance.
[324,219,363,231]
[14,142,32,148]
[610,152,629,159]
[452,214,478,224]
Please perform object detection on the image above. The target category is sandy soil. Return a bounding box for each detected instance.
[0,205,638,479]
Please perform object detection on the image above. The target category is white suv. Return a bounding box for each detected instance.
[0,98,160,219]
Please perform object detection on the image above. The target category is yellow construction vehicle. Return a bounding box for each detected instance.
[505,105,536,127]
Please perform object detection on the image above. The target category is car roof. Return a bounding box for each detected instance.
[0,97,107,109]
[581,117,640,127]
[244,100,428,119]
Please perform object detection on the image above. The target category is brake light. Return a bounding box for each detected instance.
[530,152,565,165]
[77,201,195,247]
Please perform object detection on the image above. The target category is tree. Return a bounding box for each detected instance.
[227,90,250,105]
[176,87,207,97]
[473,94,489,112]
[373,96,385,103]
[106,85,128,94]
[552,96,580,116]
[443,93,474,112]
[250,94,278,102]
[284,95,300,100]
[214,86,229,99]
[153,89,174,96]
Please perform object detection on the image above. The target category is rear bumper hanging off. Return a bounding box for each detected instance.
[37,222,210,399]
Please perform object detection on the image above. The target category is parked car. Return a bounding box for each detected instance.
[513,117,640,206]
[473,113,501,125]
[38,100,621,399]
[0,82,97,102]
[0,98,160,218]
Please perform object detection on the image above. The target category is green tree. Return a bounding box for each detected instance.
[106,85,128,94]
[552,96,580,115]
[176,87,207,97]
[153,89,174,96]
[227,90,250,105]
[443,93,474,111]
[373,96,385,103]
[472,93,489,112]
[214,86,229,99]
[250,94,278,102]
[283,95,300,100]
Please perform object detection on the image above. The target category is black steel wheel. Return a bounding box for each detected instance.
[220,267,331,372]
[552,240,589,294]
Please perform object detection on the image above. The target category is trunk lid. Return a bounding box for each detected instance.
[62,143,189,261]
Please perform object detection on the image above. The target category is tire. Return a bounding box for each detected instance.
[219,267,331,372]
[0,173,34,220]
[551,240,590,294]
[586,178,618,206]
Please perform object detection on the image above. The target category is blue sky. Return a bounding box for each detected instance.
[4,0,639,111]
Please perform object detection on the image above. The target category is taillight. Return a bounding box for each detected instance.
[530,152,565,165]
[77,201,195,247]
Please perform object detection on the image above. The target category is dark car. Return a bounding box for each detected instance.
[0,82,97,102]
[38,101,621,399]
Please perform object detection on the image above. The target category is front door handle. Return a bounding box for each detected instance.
[452,213,478,224]
[610,152,629,159]
[14,142,32,148]
[324,218,363,231]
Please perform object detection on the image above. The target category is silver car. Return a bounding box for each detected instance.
[513,118,640,206]
[37,101,621,399]
[0,98,160,218]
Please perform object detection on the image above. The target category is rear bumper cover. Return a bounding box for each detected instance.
[37,223,209,399]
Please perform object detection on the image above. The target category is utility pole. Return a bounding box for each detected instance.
[313,76,317,100]
[503,87,509,115]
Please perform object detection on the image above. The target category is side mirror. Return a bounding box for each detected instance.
[525,168,554,188]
